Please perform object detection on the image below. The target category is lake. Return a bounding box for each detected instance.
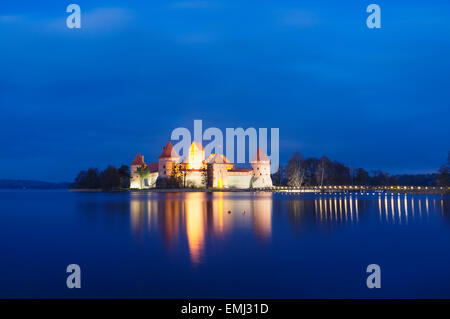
[0,190,449,298]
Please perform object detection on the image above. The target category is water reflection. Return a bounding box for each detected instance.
[127,192,447,265]
[313,195,360,224]
[311,194,442,225]
[129,192,273,265]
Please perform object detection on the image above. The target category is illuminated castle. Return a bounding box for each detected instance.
[130,141,272,189]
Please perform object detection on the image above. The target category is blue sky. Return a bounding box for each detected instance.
[0,1,449,181]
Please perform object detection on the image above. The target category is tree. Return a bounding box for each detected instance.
[333,161,351,185]
[271,164,285,186]
[100,166,121,191]
[136,165,150,189]
[155,163,182,189]
[395,173,438,186]
[168,162,183,188]
[156,176,168,189]
[387,175,398,186]
[118,165,130,188]
[302,158,317,186]
[437,152,450,187]
[316,156,331,186]
[74,170,88,189]
[74,168,100,189]
[286,152,304,187]
[355,168,369,185]
[201,164,209,188]
[370,170,389,186]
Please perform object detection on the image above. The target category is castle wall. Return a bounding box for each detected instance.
[130,165,141,189]
[158,158,178,178]
[251,162,270,178]
[211,163,228,188]
[251,162,272,188]
[184,171,205,188]
[251,176,273,188]
[130,178,141,189]
[130,171,158,189]
[147,172,158,188]
[226,174,252,189]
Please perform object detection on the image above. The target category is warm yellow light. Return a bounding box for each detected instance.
[186,198,205,265]
[185,142,205,169]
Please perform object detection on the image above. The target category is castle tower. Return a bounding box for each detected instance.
[130,153,146,189]
[250,147,272,188]
[208,154,231,188]
[158,141,179,178]
[185,141,205,170]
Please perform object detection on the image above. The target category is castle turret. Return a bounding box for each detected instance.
[158,141,179,178]
[185,141,205,169]
[250,147,272,188]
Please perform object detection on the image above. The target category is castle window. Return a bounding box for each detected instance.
[163,165,166,168]
[164,170,166,174]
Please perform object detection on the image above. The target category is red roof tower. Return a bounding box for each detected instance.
[251,147,270,163]
[158,141,179,159]
[131,153,146,166]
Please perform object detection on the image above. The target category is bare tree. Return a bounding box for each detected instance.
[286,152,304,187]
[316,156,330,187]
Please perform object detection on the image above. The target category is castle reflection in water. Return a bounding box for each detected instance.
[130,192,273,265]
[129,192,448,265]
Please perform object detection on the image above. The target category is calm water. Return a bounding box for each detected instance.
[1,190,449,298]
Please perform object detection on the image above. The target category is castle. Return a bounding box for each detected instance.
[130,141,272,189]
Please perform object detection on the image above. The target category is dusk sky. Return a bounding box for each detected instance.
[1,0,449,182]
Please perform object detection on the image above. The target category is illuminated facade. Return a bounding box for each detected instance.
[130,141,273,189]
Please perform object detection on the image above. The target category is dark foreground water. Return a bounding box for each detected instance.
[0,190,449,298]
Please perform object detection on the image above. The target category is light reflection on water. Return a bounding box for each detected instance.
[130,192,273,265]
[129,192,447,266]
[1,190,449,297]
[312,194,437,225]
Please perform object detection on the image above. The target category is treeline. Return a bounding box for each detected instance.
[271,151,450,187]
[437,152,450,187]
[74,165,130,191]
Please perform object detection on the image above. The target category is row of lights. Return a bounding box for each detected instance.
[259,186,448,190]
[278,191,413,196]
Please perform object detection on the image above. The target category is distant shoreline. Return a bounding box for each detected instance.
[0,179,70,190]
